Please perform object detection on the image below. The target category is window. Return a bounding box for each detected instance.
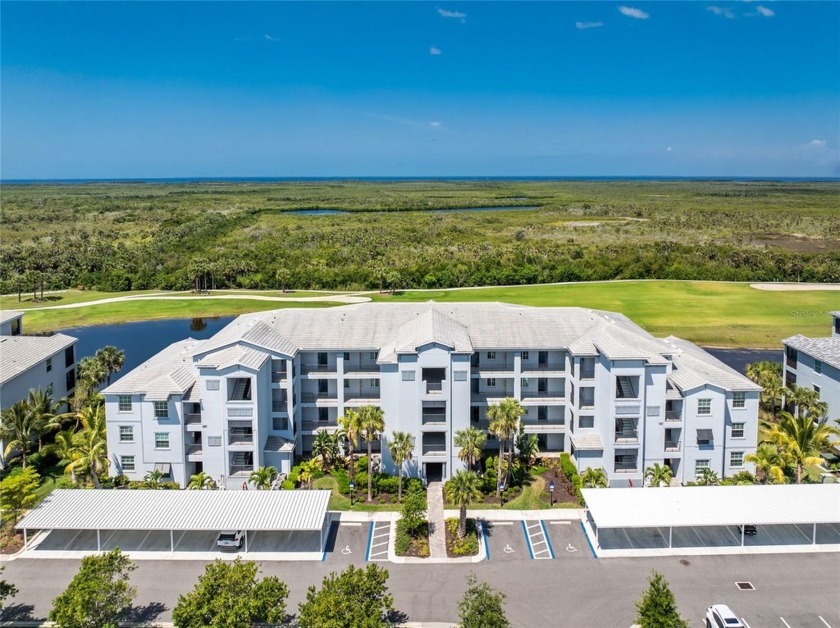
[318,407,329,422]
[471,406,480,422]
[697,399,711,415]
[46,358,52,372]
[119,426,134,443]
[486,378,496,387]
[344,352,350,362]
[732,392,745,408]
[208,435,222,447]
[344,379,350,389]
[370,352,377,361]
[695,459,710,476]
[66,369,76,391]
[371,378,380,388]
[731,422,745,438]
[579,415,594,429]
[402,370,416,381]
[206,379,220,391]
[154,432,170,449]
[454,370,467,381]
[521,351,529,360]
[153,401,168,418]
[64,346,75,368]
[730,451,744,467]
[118,396,132,412]
[521,378,530,389]
[121,456,135,472]
[814,359,822,374]
[10,319,21,336]
[814,384,821,398]
[487,351,496,360]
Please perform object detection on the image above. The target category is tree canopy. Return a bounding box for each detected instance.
[297,564,396,628]
[457,574,510,628]
[634,570,689,628]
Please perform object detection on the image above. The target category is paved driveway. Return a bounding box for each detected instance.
[483,521,530,562]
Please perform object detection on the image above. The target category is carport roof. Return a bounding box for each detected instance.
[583,484,840,529]
[18,489,331,532]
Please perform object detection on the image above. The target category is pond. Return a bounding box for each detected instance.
[283,206,539,215]
[59,317,781,385]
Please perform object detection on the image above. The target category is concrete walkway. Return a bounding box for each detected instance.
[427,482,447,559]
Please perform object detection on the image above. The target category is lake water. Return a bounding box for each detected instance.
[284,206,538,215]
[59,317,780,385]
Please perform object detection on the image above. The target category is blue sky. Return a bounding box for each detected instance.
[2,1,838,178]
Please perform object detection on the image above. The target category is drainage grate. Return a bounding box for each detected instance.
[735,582,755,591]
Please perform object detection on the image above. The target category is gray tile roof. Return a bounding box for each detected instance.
[0,333,77,386]
[196,345,269,371]
[0,310,24,325]
[570,432,603,450]
[102,338,202,397]
[783,334,840,371]
[664,336,762,392]
[395,309,472,354]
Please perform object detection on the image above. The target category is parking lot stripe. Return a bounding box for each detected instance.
[340,522,362,526]
[741,619,751,628]
[549,521,571,525]
[579,522,598,558]
[541,521,555,559]
[819,616,832,628]
[365,522,374,561]
[483,521,491,561]
[521,521,535,559]
[492,521,514,525]
[779,617,792,628]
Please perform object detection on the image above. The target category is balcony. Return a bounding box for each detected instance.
[343,366,380,378]
[476,364,515,375]
[579,370,595,381]
[422,444,447,456]
[521,362,565,373]
[614,464,638,474]
[185,413,202,430]
[229,465,253,476]
[344,392,381,406]
[425,381,444,394]
[301,364,337,376]
[615,429,639,443]
[521,420,565,433]
[186,443,203,460]
[229,431,254,446]
[664,440,682,452]
[271,370,287,383]
[301,392,338,404]
[272,401,287,413]
[422,412,447,427]
[521,390,565,403]
[302,420,340,433]
[665,410,682,422]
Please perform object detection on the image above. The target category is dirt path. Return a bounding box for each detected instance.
[750,283,840,291]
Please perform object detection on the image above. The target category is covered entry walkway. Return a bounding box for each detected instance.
[582,484,840,558]
[17,489,331,561]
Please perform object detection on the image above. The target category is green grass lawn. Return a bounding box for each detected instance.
[4,281,836,347]
[312,476,402,512]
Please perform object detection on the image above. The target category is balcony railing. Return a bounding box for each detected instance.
[229,433,254,445]
[185,413,201,426]
[665,410,682,422]
[302,420,339,432]
[272,401,287,413]
[614,464,638,473]
[425,382,443,394]
[271,370,287,383]
[521,420,565,432]
[521,390,565,399]
[301,364,336,375]
[422,445,447,456]
[229,465,253,476]
[344,366,379,375]
[522,362,565,371]
[344,392,380,400]
[664,440,681,452]
[615,430,639,443]
[186,444,203,457]
[422,413,447,425]
[301,392,338,403]
[580,370,595,380]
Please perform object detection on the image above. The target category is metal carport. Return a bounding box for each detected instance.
[17,489,331,555]
[582,484,840,553]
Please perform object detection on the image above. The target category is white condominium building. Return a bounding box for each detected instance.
[103,302,759,489]
[782,311,840,425]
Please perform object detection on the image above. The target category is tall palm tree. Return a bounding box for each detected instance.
[785,384,821,420]
[77,356,107,391]
[67,428,109,488]
[77,399,107,438]
[1,401,40,468]
[644,463,673,487]
[762,377,786,419]
[765,411,840,483]
[95,346,125,386]
[454,427,486,472]
[312,430,338,471]
[445,471,483,539]
[44,428,79,483]
[487,398,523,496]
[249,466,277,490]
[25,387,64,451]
[339,410,361,485]
[358,405,385,502]
[580,467,608,488]
[187,471,217,489]
[744,443,787,484]
[514,427,539,471]
[388,431,414,503]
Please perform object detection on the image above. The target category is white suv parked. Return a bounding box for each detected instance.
[705,604,744,628]
[216,530,244,550]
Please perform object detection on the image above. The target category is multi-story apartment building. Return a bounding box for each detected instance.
[782,311,840,425]
[103,303,759,488]
[1,310,78,466]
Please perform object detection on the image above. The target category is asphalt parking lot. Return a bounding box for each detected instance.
[544,521,594,560]
[483,521,530,561]
[324,521,368,565]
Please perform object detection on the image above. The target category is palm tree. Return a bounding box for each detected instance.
[514,427,539,471]
[765,411,840,483]
[762,377,786,419]
[454,427,486,472]
[0,401,38,467]
[249,466,277,490]
[786,384,824,420]
[187,471,217,489]
[77,399,107,438]
[580,467,608,488]
[487,398,523,496]
[388,431,414,503]
[445,471,483,539]
[66,428,109,488]
[95,346,125,386]
[44,428,79,483]
[77,356,107,391]
[143,470,165,489]
[644,463,673,487]
[299,459,320,489]
[25,387,64,451]
[358,405,385,502]
[339,410,361,485]
[696,468,720,486]
[744,443,787,484]
[312,430,338,471]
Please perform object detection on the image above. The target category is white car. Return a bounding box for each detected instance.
[705,604,745,628]
[216,530,244,550]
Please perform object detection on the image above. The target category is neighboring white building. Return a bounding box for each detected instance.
[103,303,760,489]
[1,310,78,466]
[782,311,840,426]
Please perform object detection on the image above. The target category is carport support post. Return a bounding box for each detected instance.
[170,529,174,553]
[741,526,745,547]
[668,526,672,549]
[23,529,28,551]
[97,529,101,552]
[244,531,248,554]
[813,522,817,545]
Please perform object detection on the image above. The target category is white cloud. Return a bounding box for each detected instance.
[429,121,441,128]
[438,8,466,19]
[808,139,827,147]
[576,21,604,29]
[756,5,774,16]
[430,47,443,55]
[264,34,280,42]
[707,6,735,18]
[618,6,649,19]
[667,147,673,152]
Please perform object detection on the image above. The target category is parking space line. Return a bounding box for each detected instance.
[522,520,552,559]
[367,521,390,561]
[521,521,535,559]
[492,521,514,526]
[62,530,82,551]
[364,523,374,561]
[482,521,491,561]
[540,521,555,559]
[549,521,571,525]
[741,619,751,628]
[819,616,832,628]
[779,617,792,628]
[579,522,598,558]
[340,522,362,526]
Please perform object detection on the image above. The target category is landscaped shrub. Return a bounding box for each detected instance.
[560,453,584,504]
[394,520,412,555]
[445,518,479,557]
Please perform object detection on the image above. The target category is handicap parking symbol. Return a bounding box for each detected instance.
[565,543,578,553]
[341,545,352,555]
[503,544,515,554]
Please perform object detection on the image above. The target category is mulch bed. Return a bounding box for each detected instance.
[445,518,479,558]
[535,467,580,505]
[0,523,24,555]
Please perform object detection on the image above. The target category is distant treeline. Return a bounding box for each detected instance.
[1,180,838,294]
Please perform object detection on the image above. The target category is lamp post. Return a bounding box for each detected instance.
[499,480,505,506]
[349,480,355,506]
[549,480,556,507]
